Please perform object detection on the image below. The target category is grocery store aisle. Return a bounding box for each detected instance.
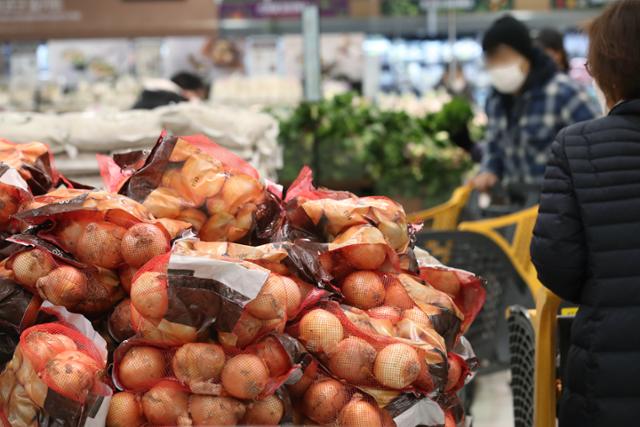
[470,370,514,427]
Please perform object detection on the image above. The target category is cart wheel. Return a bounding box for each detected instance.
[507,306,535,427]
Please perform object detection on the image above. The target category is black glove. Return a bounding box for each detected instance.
[450,126,482,163]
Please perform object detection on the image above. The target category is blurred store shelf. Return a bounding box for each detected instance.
[219,9,600,36]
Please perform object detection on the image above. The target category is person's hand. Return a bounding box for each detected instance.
[470,172,498,192]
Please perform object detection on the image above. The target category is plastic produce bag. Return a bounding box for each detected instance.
[128,240,325,347]
[288,300,449,396]
[283,166,410,252]
[0,164,32,235]
[0,279,41,365]
[99,132,270,243]
[0,139,58,196]
[0,304,111,427]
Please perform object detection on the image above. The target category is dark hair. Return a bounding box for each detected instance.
[170,72,206,91]
[588,0,640,102]
[536,28,570,73]
[482,15,533,60]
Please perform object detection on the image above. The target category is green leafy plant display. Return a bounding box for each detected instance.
[274,93,476,208]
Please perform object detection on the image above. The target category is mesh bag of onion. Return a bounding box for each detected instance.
[99,132,275,243]
[14,189,190,275]
[288,300,459,396]
[128,240,325,347]
[108,335,299,426]
[0,139,58,196]
[289,357,462,427]
[0,310,111,427]
[282,166,410,253]
[5,235,125,316]
[0,278,41,364]
[0,164,32,235]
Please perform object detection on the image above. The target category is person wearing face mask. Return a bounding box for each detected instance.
[470,16,598,203]
[531,1,640,426]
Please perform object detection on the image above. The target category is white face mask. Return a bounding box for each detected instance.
[488,62,527,94]
[592,79,608,115]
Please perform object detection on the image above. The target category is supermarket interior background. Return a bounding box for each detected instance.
[0,1,617,427]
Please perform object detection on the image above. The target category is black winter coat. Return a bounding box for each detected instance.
[531,99,640,427]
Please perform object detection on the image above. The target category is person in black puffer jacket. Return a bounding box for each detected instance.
[531,2,640,426]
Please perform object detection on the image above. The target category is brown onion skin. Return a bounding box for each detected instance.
[106,392,144,427]
[337,398,383,427]
[10,249,56,288]
[141,384,189,426]
[76,222,126,269]
[446,356,463,392]
[118,346,166,391]
[383,280,414,310]
[42,350,97,402]
[299,309,344,353]
[108,299,135,343]
[22,332,78,370]
[341,244,387,271]
[373,343,421,390]
[255,336,291,377]
[171,343,226,385]
[120,224,170,268]
[341,271,386,310]
[221,354,269,399]
[189,395,246,426]
[243,395,284,426]
[327,337,376,384]
[130,272,169,321]
[36,266,88,307]
[302,379,349,424]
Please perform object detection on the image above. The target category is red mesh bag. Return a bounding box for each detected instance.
[106,383,293,426]
[288,357,459,427]
[0,164,32,235]
[0,139,58,196]
[15,189,189,272]
[283,167,410,253]
[288,301,448,396]
[129,240,325,347]
[0,314,110,427]
[98,132,272,244]
[416,251,486,337]
[5,235,124,316]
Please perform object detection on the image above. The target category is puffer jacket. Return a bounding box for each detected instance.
[531,99,640,427]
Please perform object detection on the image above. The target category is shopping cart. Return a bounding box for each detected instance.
[407,184,472,229]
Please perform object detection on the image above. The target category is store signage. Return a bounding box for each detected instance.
[0,0,216,40]
[220,0,349,19]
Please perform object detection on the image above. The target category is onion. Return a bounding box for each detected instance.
[130,304,198,345]
[228,203,257,241]
[383,280,414,309]
[327,337,376,384]
[120,223,170,268]
[36,266,88,307]
[221,354,269,399]
[341,271,385,310]
[77,222,126,269]
[107,392,144,427]
[181,154,226,201]
[377,219,409,252]
[337,398,383,427]
[367,306,402,323]
[53,220,87,254]
[130,272,169,320]
[143,187,183,219]
[177,207,207,232]
[380,409,396,427]
[231,312,263,347]
[42,350,97,401]
[247,275,287,320]
[287,366,315,398]
[11,249,55,288]
[423,270,461,298]
[299,309,344,353]
[162,168,195,204]
[255,336,290,377]
[118,266,136,294]
[200,212,235,242]
[142,384,189,426]
[370,318,396,337]
[205,197,228,216]
[118,346,166,390]
[342,244,386,271]
[243,395,284,425]
[108,299,135,343]
[413,360,434,391]
[373,343,420,389]
[172,343,225,386]
[280,276,302,317]
[189,395,246,426]
[170,138,200,162]
[446,356,463,392]
[401,307,434,330]
[22,332,77,369]
[221,174,262,213]
[302,378,349,424]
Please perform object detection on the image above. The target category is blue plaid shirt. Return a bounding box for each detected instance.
[481,73,599,184]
